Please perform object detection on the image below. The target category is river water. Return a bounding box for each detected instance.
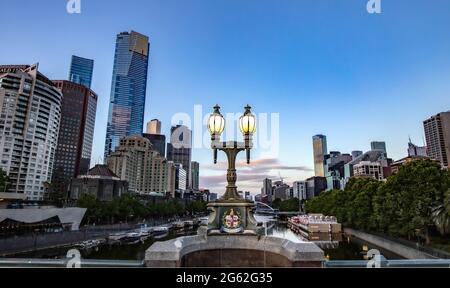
[9,216,403,261]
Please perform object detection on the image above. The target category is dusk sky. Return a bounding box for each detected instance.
[1,0,450,195]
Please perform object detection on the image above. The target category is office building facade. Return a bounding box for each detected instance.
[69,55,94,88]
[408,139,427,157]
[191,161,200,191]
[293,181,307,201]
[261,178,273,203]
[423,111,450,168]
[306,177,327,199]
[175,164,187,194]
[371,141,387,154]
[324,151,352,190]
[104,31,150,159]
[167,125,192,188]
[147,119,161,135]
[70,165,127,202]
[353,161,384,180]
[106,135,167,194]
[0,65,62,201]
[142,133,166,158]
[51,80,97,197]
[313,135,328,177]
[273,182,290,201]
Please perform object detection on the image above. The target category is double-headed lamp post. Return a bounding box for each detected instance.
[208,105,256,202]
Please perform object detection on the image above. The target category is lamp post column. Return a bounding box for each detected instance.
[222,146,245,201]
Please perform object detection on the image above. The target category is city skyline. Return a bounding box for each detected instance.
[1,1,450,195]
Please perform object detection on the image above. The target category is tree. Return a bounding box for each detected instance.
[187,200,208,214]
[304,159,450,243]
[344,177,380,231]
[77,193,102,224]
[432,189,450,235]
[374,160,449,242]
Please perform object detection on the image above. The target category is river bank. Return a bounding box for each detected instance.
[0,216,199,256]
[344,228,450,259]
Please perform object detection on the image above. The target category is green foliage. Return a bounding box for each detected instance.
[186,200,208,214]
[306,189,350,224]
[76,193,199,224]
[272,198,300,212]
[432,189,450,235]
[306,160,450,239]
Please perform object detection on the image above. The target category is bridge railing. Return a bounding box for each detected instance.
[0,258,145,268]
[325,258,450,268]
[1,257,450,268]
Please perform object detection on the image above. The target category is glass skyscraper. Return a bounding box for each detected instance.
[104,31,150,159]
[69,55,94,88]
[313,134,328,177]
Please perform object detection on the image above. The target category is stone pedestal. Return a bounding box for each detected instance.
[145,227,325,268]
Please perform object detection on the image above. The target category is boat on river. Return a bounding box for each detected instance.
[172,221,185,229]
[184,220,194,227]
[108,232,128,242]
[152,226,169,237]
[74,239,105,250]
[288,214,342,234]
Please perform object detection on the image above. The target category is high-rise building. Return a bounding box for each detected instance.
[174,164,187,194]
[107,135,167,194]
[51,81,98,197]
[166,161,176,198]
[104,31,150,159]
[313,135,327,177]
[142,133,166,158]
[167,125,192,188]
[423,111,450,168]
[261,178,273,203]
[344,150,391,184]
[408,139,427,157]
[353,161,384,181]
[324,151,352,191]
[69,55,94,88]
[0,65,62,201]
[371,141,387,154]
[147,119,161,135]
[142,120,166,157]
[293,181,307,201]
[306,177,327,199]
[191,161,200,191]
[273,181,290,201]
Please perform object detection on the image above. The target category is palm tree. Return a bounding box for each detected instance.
[432,189,450,235]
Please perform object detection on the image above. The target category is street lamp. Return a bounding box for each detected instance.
[206,104,261,235]
[208,105,256,201]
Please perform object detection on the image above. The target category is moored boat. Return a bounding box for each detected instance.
[172,221,185,229]
[288,214,342,234]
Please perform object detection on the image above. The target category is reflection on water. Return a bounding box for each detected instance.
[8,228,197,261]
[256,215,404,260]
[266,222,306,243]
[9,216,404,261]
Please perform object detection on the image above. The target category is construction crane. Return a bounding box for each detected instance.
[278,172,284,183]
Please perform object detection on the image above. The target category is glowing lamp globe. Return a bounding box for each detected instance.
[239,105,256,135]
[208,105,225,136]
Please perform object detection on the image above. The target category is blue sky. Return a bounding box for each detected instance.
[1,0,450,195]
